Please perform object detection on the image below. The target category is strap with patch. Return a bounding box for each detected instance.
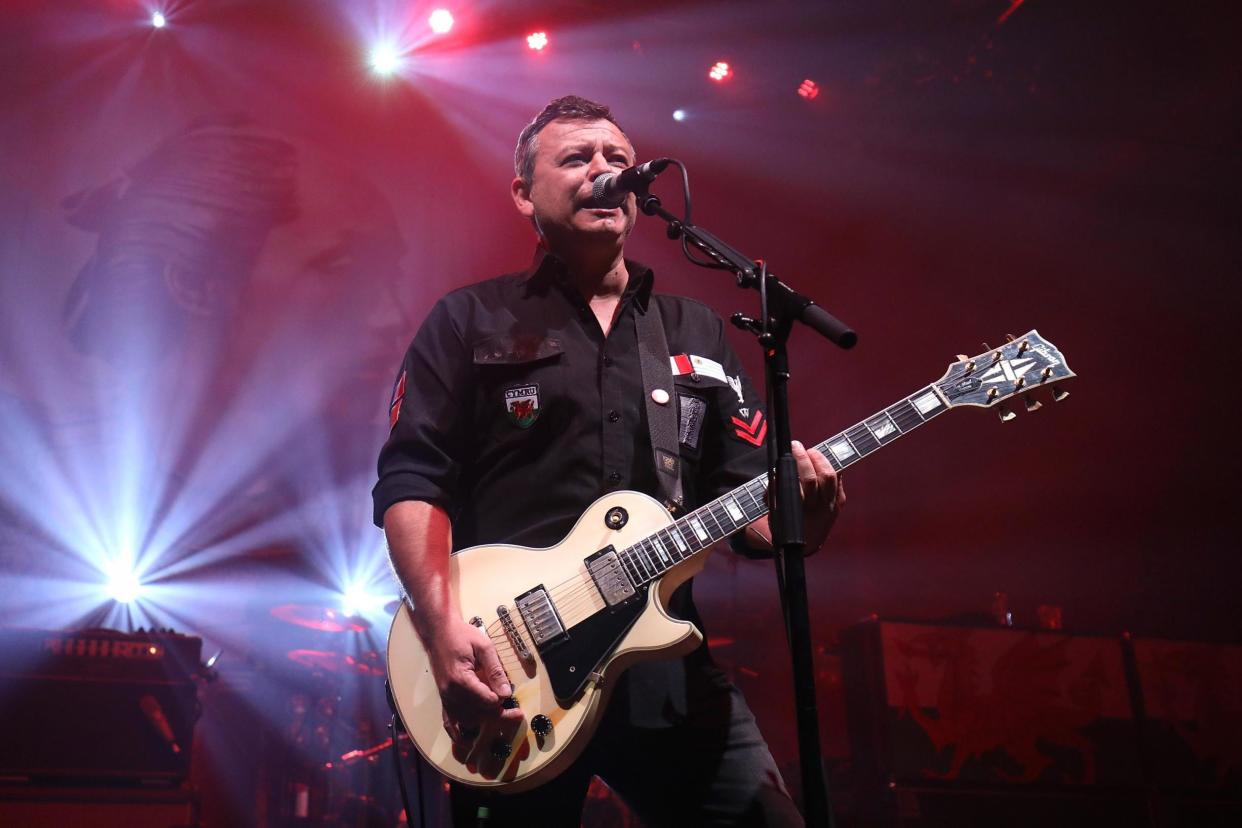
[635,302,684,514]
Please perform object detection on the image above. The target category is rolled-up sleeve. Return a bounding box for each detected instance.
[372,298,472,526]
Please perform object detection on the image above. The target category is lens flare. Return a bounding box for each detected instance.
[428,9,454,35]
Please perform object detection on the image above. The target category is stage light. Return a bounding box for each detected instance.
[369,43,402,76]
[341,582,388,618]
[428,9,454,35]
[105,560,143,604]
[151,11,166,28]
[797,79,820,99]
[672,109,687,122]
[709,61,731,82]
[526,31,548,51]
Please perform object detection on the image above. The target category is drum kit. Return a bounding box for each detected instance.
[269,600,408,828]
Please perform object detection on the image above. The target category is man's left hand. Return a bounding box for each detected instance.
[793,439,845,554]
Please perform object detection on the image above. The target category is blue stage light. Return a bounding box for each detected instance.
[105,559,143,604]
[370,43,402,76]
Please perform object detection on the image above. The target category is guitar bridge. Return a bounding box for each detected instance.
[496,605,532,663]
[515,585,567,649]
[585,546,636,607]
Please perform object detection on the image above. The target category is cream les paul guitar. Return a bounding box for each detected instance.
[387,331,1075,793]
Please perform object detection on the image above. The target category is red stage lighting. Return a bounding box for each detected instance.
[428,8,454,35]
[709,61,731,82]
[526,31,548,51]
[798,79,820,99]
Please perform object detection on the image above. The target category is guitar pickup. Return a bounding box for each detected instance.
[585,546,636,607]
[515,585,567,650]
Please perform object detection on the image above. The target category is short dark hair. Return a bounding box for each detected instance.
[513,95,632,186]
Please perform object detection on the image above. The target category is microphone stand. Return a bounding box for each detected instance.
[636,190,856,828]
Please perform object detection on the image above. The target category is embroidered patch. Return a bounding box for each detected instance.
[678,394,707,451]
[504,384,540,428]
[731,409,767,447]
[388,371,407,430]
[657,449,679,475]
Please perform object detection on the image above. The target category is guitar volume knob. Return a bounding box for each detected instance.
[530,714,552,737]
[490,739,513,759]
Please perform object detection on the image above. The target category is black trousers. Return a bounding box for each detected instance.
[449,679,804,828]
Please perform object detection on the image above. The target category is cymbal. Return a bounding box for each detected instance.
[271,603,371,633]
[288,648,385,677]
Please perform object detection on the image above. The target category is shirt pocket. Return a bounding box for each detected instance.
[471,334,566,447]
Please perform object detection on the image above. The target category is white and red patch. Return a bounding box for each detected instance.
[389,370,407,429]
[731,409,767,446]
[670,353,729,383]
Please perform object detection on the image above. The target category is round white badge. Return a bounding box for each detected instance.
[651,389,670,405]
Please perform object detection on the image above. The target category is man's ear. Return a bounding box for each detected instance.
[511,176,534,218]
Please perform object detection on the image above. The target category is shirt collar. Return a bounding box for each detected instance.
[524,246,654,313]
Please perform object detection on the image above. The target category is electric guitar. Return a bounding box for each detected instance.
[386,330,1075,792]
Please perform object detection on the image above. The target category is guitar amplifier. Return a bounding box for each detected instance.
[0,785,199,828]
[841,620,1142,788]
[0,627,202,786]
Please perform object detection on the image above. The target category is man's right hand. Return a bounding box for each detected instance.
[427,617,523,742]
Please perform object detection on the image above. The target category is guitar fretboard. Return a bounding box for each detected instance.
[614,384,950,586]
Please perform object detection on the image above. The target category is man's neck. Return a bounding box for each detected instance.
[554,245,629,302]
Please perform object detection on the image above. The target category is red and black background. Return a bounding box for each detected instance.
[1,1,1238,825]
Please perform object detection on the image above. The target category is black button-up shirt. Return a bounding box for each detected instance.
[374,250,769,724]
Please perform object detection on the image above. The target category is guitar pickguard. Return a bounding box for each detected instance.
[542,587,648,704]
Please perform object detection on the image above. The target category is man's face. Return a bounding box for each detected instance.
[512,118,638,251]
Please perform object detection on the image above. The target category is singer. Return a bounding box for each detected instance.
[375,95,844,826]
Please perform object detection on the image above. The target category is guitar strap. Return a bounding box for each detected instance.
[635,299,685,515]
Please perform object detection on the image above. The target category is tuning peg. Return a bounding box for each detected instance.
[1051,385,1069,402]
[997,405,1016,422]
[1017,339,1030,356]
[1040,367,1053,382]
[1024,394,1042,412]
[987,387,999,402]
[1005,333,1016,342]
[1014,377,1026,391]
[956,354,969,361]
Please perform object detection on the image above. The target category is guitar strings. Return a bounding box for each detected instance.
[478,369,1047,658]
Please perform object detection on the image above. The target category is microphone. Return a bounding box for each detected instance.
[591,158,672,208]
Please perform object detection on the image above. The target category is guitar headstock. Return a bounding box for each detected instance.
[936,330,1075,420]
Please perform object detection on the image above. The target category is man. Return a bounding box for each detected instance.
[374,96,844,827]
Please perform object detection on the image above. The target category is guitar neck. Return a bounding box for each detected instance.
[614,384,952,586]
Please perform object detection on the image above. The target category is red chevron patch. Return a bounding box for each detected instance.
[389,371,407,429]
[730,410,767,446]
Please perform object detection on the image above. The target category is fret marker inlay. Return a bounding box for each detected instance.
[913,391,942,415]
[829,440,855,461]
